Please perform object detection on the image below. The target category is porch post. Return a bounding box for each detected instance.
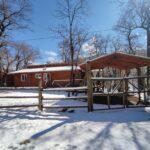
[137,67,141,104]
[86,61,93,112]
[124,70,129,107]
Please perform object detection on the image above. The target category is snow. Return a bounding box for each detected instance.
[9,66,81,74]
[44,86,87,91]
[0,87,38,90]
[0,89,150,150]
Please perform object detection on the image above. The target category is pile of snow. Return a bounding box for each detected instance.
[0,87,38,90]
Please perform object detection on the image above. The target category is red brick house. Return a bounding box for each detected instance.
[7,63,83,88]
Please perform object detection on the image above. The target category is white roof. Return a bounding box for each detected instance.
[9,66,81,74]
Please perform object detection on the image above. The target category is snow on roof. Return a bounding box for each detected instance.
[9,66,81,74]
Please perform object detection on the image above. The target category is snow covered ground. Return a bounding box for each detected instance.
[0,90,150,150]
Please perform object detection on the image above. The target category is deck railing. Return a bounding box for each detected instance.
[86,61,150,111]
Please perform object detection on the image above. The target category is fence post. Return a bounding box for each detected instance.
[86,61,93,112]
[38,79,43,111]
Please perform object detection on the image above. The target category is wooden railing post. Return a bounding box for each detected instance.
[137,67,141,103]
[38,79,43,111]
[143,80,147,106]
[107,94,110,109]
[123,93,125,108]
[86,61,93,112]
[147,74,150,97]
[124,78,128,108]
[121,78,126,108]
[147,66,150,94]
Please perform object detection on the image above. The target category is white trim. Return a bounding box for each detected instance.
[9,66,81,74]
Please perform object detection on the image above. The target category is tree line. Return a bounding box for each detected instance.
[0,0,39,86]
[0,0,150,86]
[52,0,150,86]
[56,0,150,62]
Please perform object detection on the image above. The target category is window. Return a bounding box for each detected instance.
[21,74,27,82]
[35,73,42,79]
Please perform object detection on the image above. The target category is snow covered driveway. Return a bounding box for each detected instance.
[0,90,150,150]
[0,107,150,150]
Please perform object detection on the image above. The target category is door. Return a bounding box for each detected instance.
[43,73,52,87]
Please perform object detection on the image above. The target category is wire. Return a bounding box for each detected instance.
[91,28,113,33]
[16,29,114,41]
[22,37,52,41]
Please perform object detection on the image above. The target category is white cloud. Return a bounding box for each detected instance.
[82,43,89,52]
[82,43,94,52]
[82,42,96,58]
[45,51,58,57]
[44,50,59,63]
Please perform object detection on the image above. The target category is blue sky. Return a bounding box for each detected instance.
[13,0,120,63]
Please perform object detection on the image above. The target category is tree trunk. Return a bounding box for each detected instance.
[147,28,150,57]
[0,56,2,86]
[16,62,20,71]
[147,28,150,95]
[70,35,74,87]
[69,23,75,87]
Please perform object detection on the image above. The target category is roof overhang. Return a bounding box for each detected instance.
[80,52,150,70]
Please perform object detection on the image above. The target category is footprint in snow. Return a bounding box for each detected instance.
[65,144,77,150]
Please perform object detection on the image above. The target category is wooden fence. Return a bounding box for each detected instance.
[0,87,39,108]
[38,80,88,111]
[0,81,88,111]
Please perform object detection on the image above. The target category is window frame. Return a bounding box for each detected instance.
[21,74,27,82]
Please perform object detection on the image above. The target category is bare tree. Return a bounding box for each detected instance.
[52,0,88,86]
[0,48,14,73]
[84,34,110,59]
[110,36,124,52]
[115,0,150,86]
[0,0,31,85]
[0,42,39,86]
[12,42,39,71]
[72,28,88,65]
[0,42,39,72]
[0,47,14,85]
[58,38,70,63]
[115,9,140,54]
[59,29,88,63]
[0,0,31,49]
[91,35,105,56]
[127,0,150,57]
